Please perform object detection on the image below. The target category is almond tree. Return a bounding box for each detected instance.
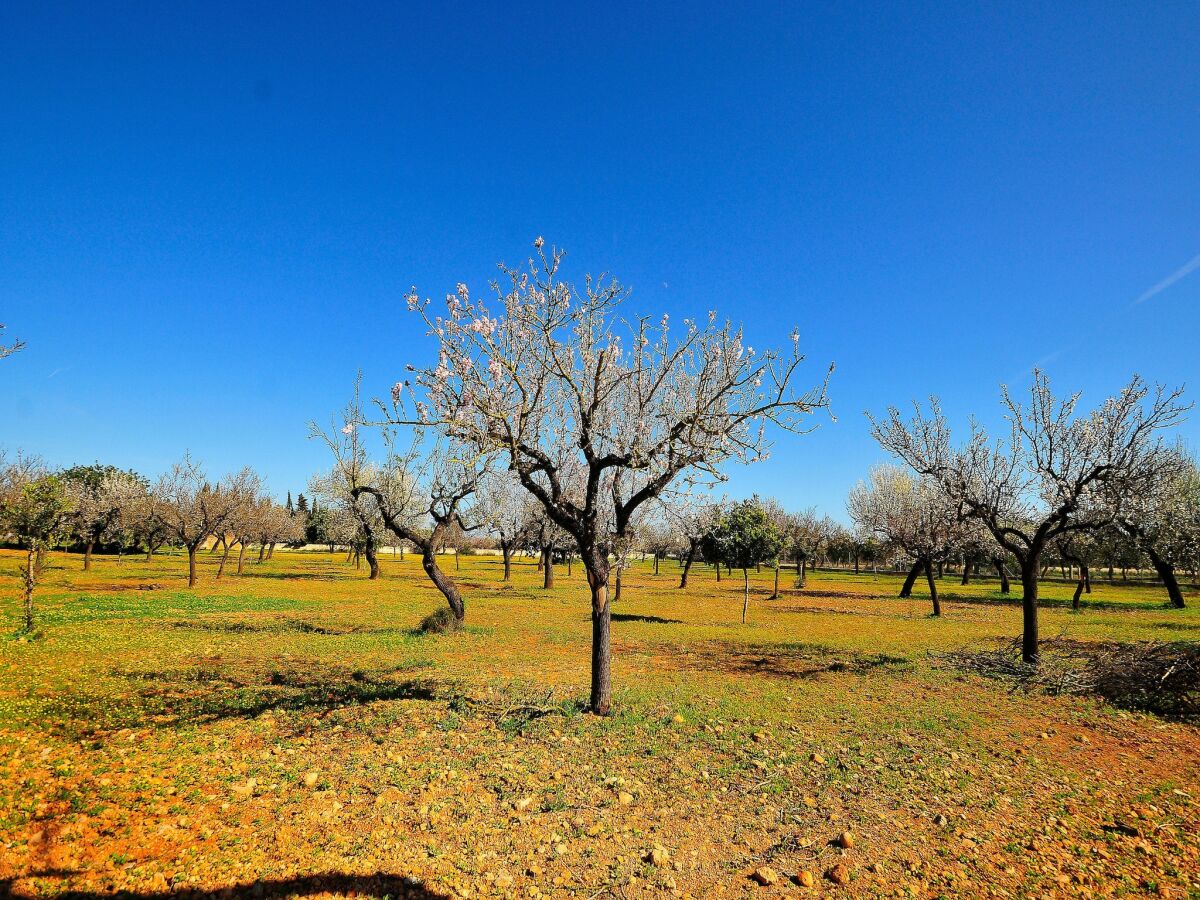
[0,453,73,632]
[847,464,973,615]
[402,239,830,713]
[1111,447,1199,608]
[783,508,834,588]
[153,456,250,588]
[62,465,146,569]
[870,371,1187,661]
[476,471,532,582]
[0,324,24,360]
[314,388,485,622]
[662,494,721,589]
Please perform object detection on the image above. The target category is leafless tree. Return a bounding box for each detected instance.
[0,324,24,360]
[476,470,533,581]
[402,238,830,713]
[847,465,977,615]
[662,493,722,589]
[1110,446,1199,608]
[782,508,834,589]
[153,455,252,588]
[870,370,1188,661]
[313,386,486,622]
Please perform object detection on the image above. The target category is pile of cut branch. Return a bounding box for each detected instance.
[935,638,1200,720]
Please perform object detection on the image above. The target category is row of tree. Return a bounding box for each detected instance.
[4,241,1191,714]
[0,453,304,630]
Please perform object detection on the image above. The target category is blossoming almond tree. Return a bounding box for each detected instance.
[313,384,487,622]
[402,238,831,714]
[870,370,1188,662]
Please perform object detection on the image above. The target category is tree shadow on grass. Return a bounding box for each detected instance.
[237,571,347,581]
[1,872,448,899]
[611,613,683,625]
[933,591,1170,612]
[168,618,397,636]
[648,640,909,680]
[45,663,440,739]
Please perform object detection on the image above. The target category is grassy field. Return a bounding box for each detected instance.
[1,548,1197,899]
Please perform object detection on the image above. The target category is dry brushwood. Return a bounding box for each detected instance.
[934,638,1200,719]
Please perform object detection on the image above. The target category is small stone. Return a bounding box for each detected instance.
[825,863,850,885]
[810,753,826,764]
[933,814,948,827]
[835,830,855,849]
[751,867,778,885]
[793,870,815,887]
[671,714,685,724]
[753,731,768,743]
[514,797,535,812]
[526,864,542,877]
[645,846,670,867]
[617,791,634,806]
[303,771,320,788]
[494,871,513,889]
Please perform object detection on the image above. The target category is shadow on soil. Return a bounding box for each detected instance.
[168,618,389,636]
[611,613,684,625]
[43,663,439,738]
[650,640,910,680]
[0,873,448,899]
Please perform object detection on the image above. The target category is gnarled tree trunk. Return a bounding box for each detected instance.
[899,560,921,598]
[925,559,941,616]
[1146,547,1186,609]
[422,543,465,620]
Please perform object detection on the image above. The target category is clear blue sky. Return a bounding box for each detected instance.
[2,2,1198,518]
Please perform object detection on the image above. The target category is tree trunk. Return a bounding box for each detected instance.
[216,541,232,579]
[995,560,1010,593]
[798,558,807,588]
[422,543,465,620]
[960,559,971,585]
[1072,573,1085,609]
[146,545,154,562]
[653,554,660,576]
[925,559,941,616]
[586,559,612,715]
[715,561,721,583]
[742,568,750,624]
[187,544,198,588]
[899,560,921,598]
[536,550,544,572]
[771,563,780,600]
[237,541,247,575]
[84,540,94,571]
[501,543,512,582]
[679,542,697,588]
[21,548,36,633]
[853,552,860,575]
[258,544,266,563]
[543,547,555,589]
[1146,547,1186,609]
[1084,564,1091,593]
[268,542,276,559]
[614,567,622,602]
[1020,555,1040,663]
[454,549,460,571]
[365,540,380,580]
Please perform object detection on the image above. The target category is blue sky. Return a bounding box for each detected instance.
[2,2,1198,518]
